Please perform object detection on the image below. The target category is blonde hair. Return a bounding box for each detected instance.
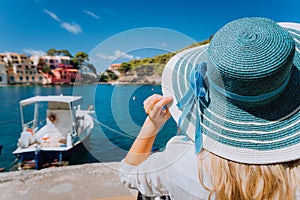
[198,151,300,200]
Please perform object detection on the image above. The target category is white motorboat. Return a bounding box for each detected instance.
[12,95,94,170]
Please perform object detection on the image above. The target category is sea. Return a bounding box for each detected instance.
[0,84,177,171]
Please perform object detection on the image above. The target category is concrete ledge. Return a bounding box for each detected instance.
[96,195,136,200]
[0,162,135,200]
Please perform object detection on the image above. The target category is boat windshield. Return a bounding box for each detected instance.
[21,101,74,133]
[21,102,48,131]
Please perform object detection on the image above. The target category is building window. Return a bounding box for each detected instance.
[0,76,2,82]
[20,76,23,81]
[39,76,43,81]
[17,65,22,68]
[10,76,14,81]
[26,76,29,81]
[32,76,35,81]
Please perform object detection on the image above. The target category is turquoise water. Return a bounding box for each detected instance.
[0,84,177,170]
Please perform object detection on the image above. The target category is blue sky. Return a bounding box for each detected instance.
[0,0,299,70]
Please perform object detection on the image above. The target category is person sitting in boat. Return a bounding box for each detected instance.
[18,127,37,148]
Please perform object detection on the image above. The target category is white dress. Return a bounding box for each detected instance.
[120,136,300,199]
[119,136,211,200]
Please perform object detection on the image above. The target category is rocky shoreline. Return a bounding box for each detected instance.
[114,65,162,85]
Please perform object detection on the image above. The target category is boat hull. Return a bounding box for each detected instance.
[13,134,91,170]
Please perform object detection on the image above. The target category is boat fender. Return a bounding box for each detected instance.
[67,133,72,147]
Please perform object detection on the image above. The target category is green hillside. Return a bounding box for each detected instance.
[99,38,211,83]
[118,38,211,75]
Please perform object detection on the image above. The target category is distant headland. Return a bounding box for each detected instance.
[0,39,210,86]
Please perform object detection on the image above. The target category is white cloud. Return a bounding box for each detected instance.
[114,50,135,59]
[44,9,61,22]
[23,49,46,56]
[44,9,82,34]
[83,9,100,19]
[96,50,140,60]
[61,22,82,34]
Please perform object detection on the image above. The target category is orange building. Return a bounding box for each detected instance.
[48,68,79,84]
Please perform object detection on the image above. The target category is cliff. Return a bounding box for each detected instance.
[113,39,211,84]
[117,65,162,84]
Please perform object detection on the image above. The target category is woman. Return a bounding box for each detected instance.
[119,17,300,199]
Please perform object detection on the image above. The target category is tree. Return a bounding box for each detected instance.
[118,62,131,74]
[75,51,89,61]
[46,49,73,57]
[71,51,89,68]
[47,48,58,56]
[106,69,118,80]
[41,66,53,75]
[60,49,73,57]
[99,73,108,82]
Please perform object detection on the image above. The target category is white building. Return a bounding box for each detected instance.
[0,62,7,85]
[0,53,45,85]
[8,62,44,84]
[30,55,71,69]
[108,63,121,76]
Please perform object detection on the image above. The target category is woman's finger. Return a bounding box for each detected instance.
[144,95,162,114]
[150,97,173,117]
[146,96,163,115]
[143,94,159,112]
[163,107,171,119]
[143,94,159,106]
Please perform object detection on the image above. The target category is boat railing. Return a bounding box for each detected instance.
[23,120,35,131]
[23,119,46,133]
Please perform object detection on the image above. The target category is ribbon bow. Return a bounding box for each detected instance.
[176,62,208,153]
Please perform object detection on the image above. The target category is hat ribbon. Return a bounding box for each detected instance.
[176,62,208,153]
[209,73,291,102]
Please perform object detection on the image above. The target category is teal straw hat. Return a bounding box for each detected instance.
[162,17,300,164]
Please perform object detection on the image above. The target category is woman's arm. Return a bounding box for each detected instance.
[125,94,172,166]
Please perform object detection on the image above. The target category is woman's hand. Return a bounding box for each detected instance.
[143,94,173,130]
[125,94,172,166]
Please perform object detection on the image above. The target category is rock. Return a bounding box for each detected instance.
[118,65,162,84]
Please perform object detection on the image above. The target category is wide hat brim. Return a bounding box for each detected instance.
[162,22,300,164]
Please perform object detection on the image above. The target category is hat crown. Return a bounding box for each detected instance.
[207,17,295,97]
